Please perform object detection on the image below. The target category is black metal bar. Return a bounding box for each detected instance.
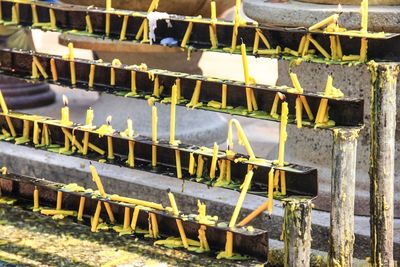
[0,0,399,60]
[0,171,269,260]
[0,48,364,127]
[0,111,318,197]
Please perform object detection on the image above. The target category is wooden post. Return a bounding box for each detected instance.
[369,63,398,267]
[282,197,312,267]
[329,127,360,266]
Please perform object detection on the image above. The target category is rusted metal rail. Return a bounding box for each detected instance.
[0,111,318,197]
[0,171,269,259]
[0,48,364,128]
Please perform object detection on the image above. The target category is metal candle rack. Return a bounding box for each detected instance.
[0,0,397,265]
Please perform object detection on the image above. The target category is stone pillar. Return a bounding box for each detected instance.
[369,63,398,267]
[329,127,360,266]
[282,197,313,267]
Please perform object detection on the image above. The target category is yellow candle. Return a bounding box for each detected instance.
[106,0,112,10]
[209,142,219,179]
[209,25,218,49]
[152,106,158,167]
[302,35,311,57]
[308,14,339,31]
[211,1,217,20]
[361,0,368,32]
[33,57,48,79]
[61,95,70,125]
[91,201,102,232]
[42,124,49,145]
[105,13,111,37]
[130,70,137,94]
[131,205,141,230]
[107,136,114,159]
[128,140,135,167]
[253,32,260,54]
[150,213,159,238]
[221,84,227,109]
[123,207,131,230]
[289,73,303,93]
[187,80,202,107]
[88,142,105,155]
[142,19,149,42]
[85,14,93,34]
[111,59,121,86]
[11,4,18,24]
[62,129,69,151]
[308,36,331,59]
[256,29,271,49]
[268,168,274,215]
[33,186,39,210]
[227,119,256,159]
[316,98,329,124]
[50,58,58,81]
[0,1,3,22]
[225,231,233,257]
[56,191,63,210]
[181,21,193,47]
[342,55,361,61]
[153,76,160,97]
[198,225,210,251]
[241,42,250,84]
[297,35,306,54]
[167,190,179,216]
[360,38,368,62]
[31,60,39,79]
[176,78,181,100]
[22,120,29,139]
[299,96,314,120]
[245,87,253,112]
[110,195,163,210]
[281,170,286,195]
[196,155,204,178]
[229,170,254,227]
[90,165,106,196]
[176,219,189,248]
[278,102,288,167]
[117,15,129,40]
[77,196,85,221]
[169,84,177,145]
[336,36,343,59]
[330,36,337,60]
[88,64,95,88]
[49,8,57,29]
[175,150,182,179]
[68,42,75,60]
[295,97,302,129]
[31,4,38,24]
[33,121,39,145]
[0,90,9,114]
[189,153,195,175]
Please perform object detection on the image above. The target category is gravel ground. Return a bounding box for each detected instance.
[0,203,265,267]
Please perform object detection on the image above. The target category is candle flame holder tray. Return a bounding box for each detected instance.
[0,171,269,259]
[0,48,364,128]
[0,111,318,197]
[0,0,399,60]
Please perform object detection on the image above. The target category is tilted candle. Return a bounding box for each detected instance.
[227,119,256,159]
[289,73,303,93]
[91,201,102,232]
[119,15,128,40]
[229,169,254,227]
[77,196,85,221]
[309,14,339,31]
[167,189,179,216]
[181,21,193,47]
[0,90,9,114]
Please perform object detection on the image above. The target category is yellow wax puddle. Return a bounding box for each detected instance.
[213,178,231,188]
[61,183,85,192]
[40,209,77,217]
[195,215,218,226]
[186,102,203,109]
[246,158,273,165]
[124,92,140,98]
[14,137,30,145]
[94,124,115,137]
[98,159,107,163]
[154,237,200,249]
[314,120,336,129]
[112,225,132,236]
[0,197,17,205]
[207,100,222,109]
[216,251,249,260]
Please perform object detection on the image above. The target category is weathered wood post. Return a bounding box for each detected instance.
[329,127,361,266]
[281,197,313,267]
[369,63,398,267]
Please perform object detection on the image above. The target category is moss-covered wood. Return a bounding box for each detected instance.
[329,128,360,267]
[281,197,313,267]
[369,62,398,267]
